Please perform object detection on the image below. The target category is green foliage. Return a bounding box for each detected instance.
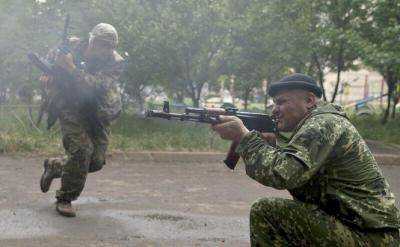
[110,113,229,151]
[90,0,235,107]
[1,0,400,153]
[3,109,400,154]
[350,114,400,145]
[0,108,61,154]
[0,0,367,110]
[352,0,400,122]
[0,110,229,154]
[356,1,400,75]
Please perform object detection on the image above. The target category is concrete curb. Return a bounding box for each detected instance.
[4,151,397,166]
[108,151,399,166]
[108,151,226,163]
[374,154,400,167]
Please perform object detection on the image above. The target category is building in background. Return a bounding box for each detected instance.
[324,68,387,108]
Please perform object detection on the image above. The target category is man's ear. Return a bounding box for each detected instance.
[305,92,317,109]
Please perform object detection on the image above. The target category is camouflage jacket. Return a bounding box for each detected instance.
[236,102,400,230]
[45,38,124,127]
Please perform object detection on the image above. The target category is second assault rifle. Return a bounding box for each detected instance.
[146,101,276,170]
[27,14,72,76]
[27,14,71,127]
[27,14,84,128]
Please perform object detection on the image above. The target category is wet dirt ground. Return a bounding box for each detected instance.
[0,154,399,247]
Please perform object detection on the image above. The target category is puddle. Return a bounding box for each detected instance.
[144,213,186,222]
[0,209,58,239]
[102,209,249,241]
[74,196,110,205]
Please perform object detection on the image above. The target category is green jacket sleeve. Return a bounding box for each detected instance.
[236,115,342,190]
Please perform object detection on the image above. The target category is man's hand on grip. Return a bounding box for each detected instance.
[211,116,250,143]
[55,53,76,74]
[260,133,277,146]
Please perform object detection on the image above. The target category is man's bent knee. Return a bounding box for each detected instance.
[250,198,293,246]
[66,149,93,172]
[250,198,289,219]
[89,158,105,173]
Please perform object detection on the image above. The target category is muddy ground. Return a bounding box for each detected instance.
[0,153,399,247]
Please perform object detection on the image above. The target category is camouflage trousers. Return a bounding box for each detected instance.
[47,110,110,202]
[250,198,400,247]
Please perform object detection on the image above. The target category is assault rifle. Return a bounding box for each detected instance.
[27,14,72,127]
[27,14,71,76]
[146,101,276,170]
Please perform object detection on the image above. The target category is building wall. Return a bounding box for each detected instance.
[324,69,387,107]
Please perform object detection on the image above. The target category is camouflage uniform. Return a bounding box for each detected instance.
[236,102,400,246]
[45,30,124,202]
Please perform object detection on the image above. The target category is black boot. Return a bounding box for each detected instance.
[40,159,61,193]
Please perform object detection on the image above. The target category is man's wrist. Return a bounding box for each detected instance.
[236,129,250,143]
[235,130,259,154]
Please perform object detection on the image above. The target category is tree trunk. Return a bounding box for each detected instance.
[383,93,392,124]
[330,42,344,103]
[175,91,184,103]
[391,98,397,119]
[192,98,200,108]
[121,92,128,113]
[187,82,198,107]
[318,72,327,102]
[331,69,342,103]
[189,93,199,107]
[133,88,144,114]
[189,85,200,107]
[312,52,327,101]
[243,88,250,110]
[138,96,145,114]
[191,81,206,108]
[264,76,271,113]
[382,71,396,124]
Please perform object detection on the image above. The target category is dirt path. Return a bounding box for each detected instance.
[0,154,399,246]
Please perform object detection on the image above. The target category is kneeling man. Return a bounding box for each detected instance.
[212,73,400,246]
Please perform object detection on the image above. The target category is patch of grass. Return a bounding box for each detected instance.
[0,109,62,154]
[110,114,229,152]
[349,114,400,145]
[4,106,397,154]
[0,108,229,154]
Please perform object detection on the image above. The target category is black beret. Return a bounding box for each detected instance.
[268,73,322,98]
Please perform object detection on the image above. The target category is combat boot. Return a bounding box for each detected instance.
[40,159,61,193]
[55,200,76,217]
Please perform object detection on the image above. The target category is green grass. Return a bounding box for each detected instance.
[350,114,400,146]
[0,106,399,154]
[110,113,230,152]
[0,108,230,154]
[0,108,62,154]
